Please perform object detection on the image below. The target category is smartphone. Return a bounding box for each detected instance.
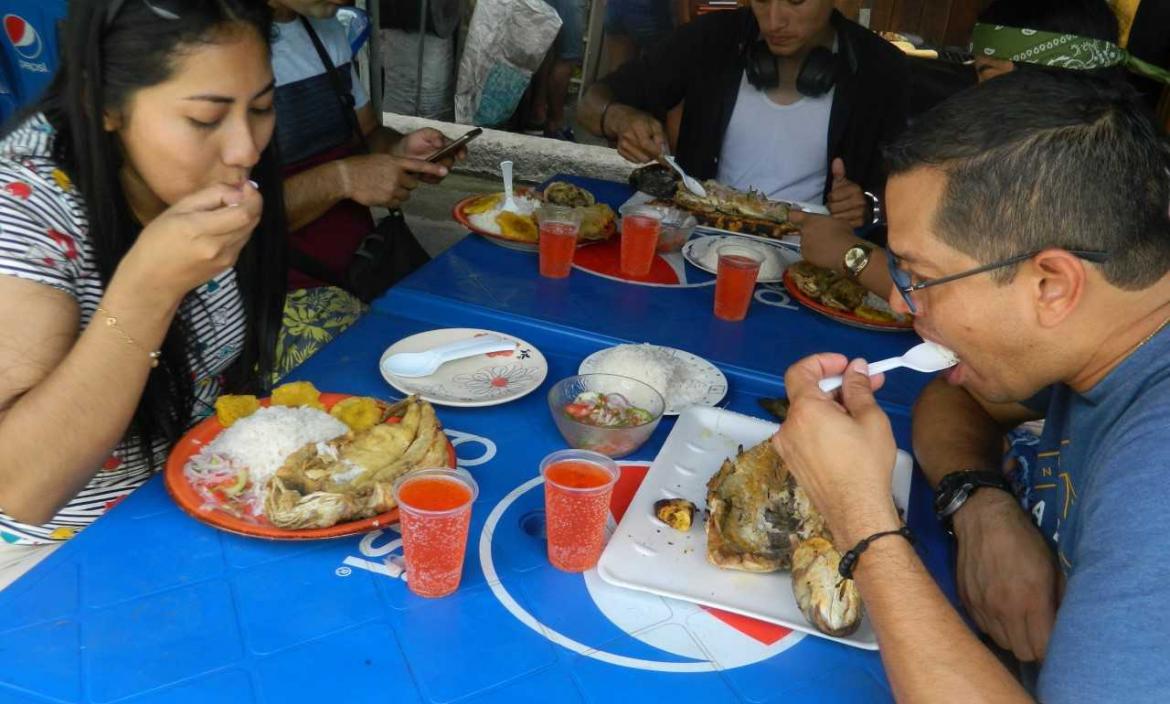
[425,127,482,163]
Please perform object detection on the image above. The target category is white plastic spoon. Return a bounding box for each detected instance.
[500,160,520,213]
[660,153,707,198]
[818,341,959,393]
[382,336,516,378]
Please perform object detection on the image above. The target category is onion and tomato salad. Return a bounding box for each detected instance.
[562,391,654,428]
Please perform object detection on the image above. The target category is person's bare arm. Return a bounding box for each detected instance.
[913,378,1039,487]
[282,159,349,231]
[913,378,1059,662]
[578,81,614,138]
[856,538,1033,703]
[0,278,177,525]
[356,103,404,154]
[580,83,668,163]
[282,103,450,227]
[0,184,260,524]
[788,210,893,297]
[774,356,1032,703]
[280,103,395,229]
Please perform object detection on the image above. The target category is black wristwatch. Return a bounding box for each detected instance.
[933,470,1013,534]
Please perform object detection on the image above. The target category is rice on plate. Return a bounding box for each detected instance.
[184,406,349,517]
[466,194,541,237]
[581,343,727,414]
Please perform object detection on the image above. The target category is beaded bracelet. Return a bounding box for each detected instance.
[95,306,161,368]
[838,526,914,580]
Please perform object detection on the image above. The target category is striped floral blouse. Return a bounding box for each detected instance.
[0,114,246,545]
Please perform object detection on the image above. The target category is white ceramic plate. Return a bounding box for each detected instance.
[578,344,728,416]
[681,235,801,283]
[379,328,548,407]
[597,406,914,650]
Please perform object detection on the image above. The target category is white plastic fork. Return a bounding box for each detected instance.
[660,154,707,198]
[818,341,959,393]
[382,336,516,378]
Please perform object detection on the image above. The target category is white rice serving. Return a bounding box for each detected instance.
[591,343,708,411]
[468,195,541,235]
[185,406,349,514]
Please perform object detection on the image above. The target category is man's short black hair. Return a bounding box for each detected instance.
[978,0,1119,43]
[885,70,1170,290]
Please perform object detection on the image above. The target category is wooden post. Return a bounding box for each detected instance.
[580,0,609,100]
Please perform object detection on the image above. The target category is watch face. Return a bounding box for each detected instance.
[844,245,871,276]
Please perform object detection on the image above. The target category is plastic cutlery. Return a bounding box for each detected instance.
[660,153,707,198]
[500,160,520,213]
[818,341,958,393]
[382,336,516,378]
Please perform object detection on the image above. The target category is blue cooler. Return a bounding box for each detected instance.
[0,52,17,126]
[0,0,66,111]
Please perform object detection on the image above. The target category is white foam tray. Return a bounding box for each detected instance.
[597,406,913,650]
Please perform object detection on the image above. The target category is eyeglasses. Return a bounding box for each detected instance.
[105,0,182,28]
[887,248,1111,314]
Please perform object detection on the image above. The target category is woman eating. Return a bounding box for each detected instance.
[0,0,288,588]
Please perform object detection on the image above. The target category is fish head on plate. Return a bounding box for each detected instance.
[705,440,862,637]
[628,163,679,200]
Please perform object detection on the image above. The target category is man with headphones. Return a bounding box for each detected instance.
[580,0,909,231]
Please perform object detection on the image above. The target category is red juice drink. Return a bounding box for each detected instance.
[540,449,619,572]
[538,205,582,278]
[619,209,661,276]
[714,244,764,321]
[393,469,479,598]
[539,221,579,278]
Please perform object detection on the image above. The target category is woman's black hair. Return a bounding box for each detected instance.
[16,0,287,459]
[978,0,1120,43]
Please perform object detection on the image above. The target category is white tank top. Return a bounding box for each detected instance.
[716,71,832,205]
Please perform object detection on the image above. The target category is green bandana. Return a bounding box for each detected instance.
[972,23,1170,84]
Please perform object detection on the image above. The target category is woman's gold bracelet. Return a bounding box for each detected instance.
[94,306,161,368]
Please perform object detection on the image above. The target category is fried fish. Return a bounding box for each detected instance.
[705,440,862,637]
[264,396,452,530]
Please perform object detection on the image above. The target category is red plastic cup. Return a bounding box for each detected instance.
[714,244,764,321]
[393,469,479,598]
[540,449,619,572]
[538,205,582,278]
[619,207,661,276]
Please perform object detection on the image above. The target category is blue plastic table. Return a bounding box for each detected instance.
[0,177,956,703]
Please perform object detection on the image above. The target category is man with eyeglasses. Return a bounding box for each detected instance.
[772,70,1170,701]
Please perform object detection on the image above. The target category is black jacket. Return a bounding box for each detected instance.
[601,9,910,202]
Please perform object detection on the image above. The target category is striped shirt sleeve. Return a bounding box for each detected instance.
[0,169,84,297]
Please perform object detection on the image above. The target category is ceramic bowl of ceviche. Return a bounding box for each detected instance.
[548,373,665,458]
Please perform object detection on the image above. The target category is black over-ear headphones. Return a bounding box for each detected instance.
[742,10,856,97]
[745,40,841,96]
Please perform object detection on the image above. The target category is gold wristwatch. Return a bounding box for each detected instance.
[842,243,874,280]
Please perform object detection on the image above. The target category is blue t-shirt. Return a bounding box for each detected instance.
[1021,323,1170,701]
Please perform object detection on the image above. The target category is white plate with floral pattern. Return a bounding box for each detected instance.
[578,343,727,416]
[379,328,548,407]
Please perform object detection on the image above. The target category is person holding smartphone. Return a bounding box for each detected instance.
[268,0,470,296]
